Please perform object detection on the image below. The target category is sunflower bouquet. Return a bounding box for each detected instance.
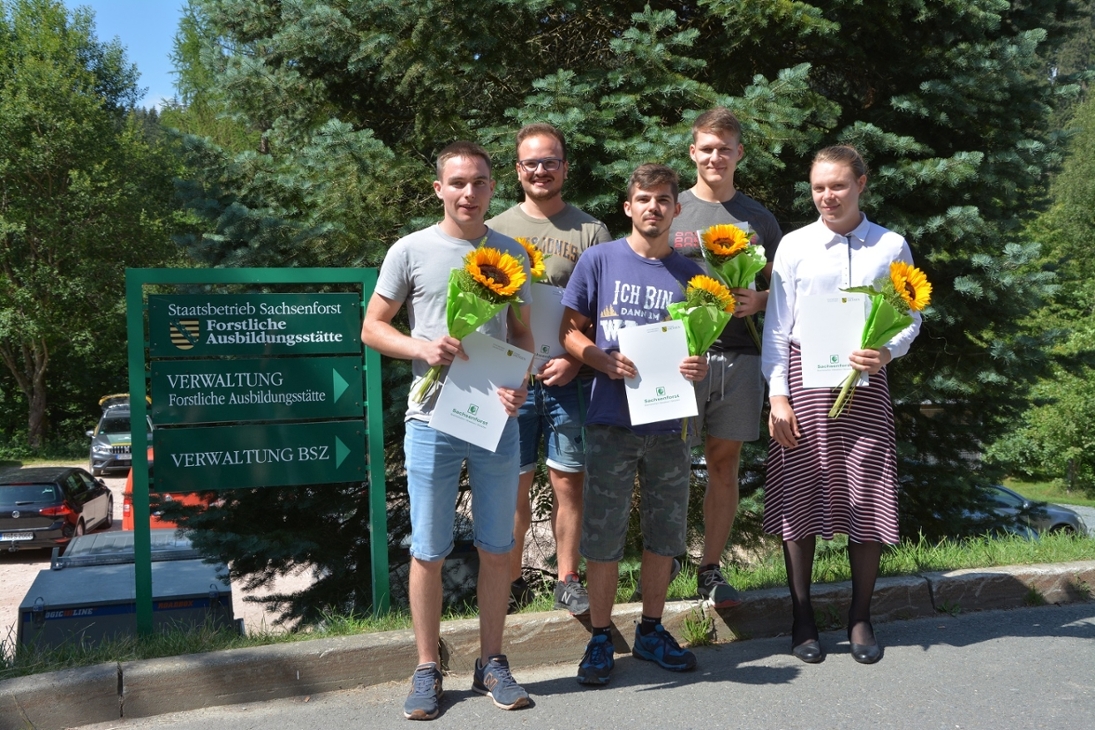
[515,237,547,282]
[828,261,932,418]
[667,275,737,439]
[699,223,768,351]
[411,245,528,403]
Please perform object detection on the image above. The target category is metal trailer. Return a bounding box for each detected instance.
[17,531,237,650]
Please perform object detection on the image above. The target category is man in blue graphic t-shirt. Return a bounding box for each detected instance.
[560,164,708,686]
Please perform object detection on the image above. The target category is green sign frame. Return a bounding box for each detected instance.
[127,268,389,636]
[151,356,363,424]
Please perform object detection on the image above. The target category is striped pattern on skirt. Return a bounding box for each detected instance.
[763,345,900,544]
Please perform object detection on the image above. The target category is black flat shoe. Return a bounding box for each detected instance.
[847,622,882,664]
[791,639,824,664]
[849,640,881,664]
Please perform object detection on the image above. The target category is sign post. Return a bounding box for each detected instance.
[126,268,388,636]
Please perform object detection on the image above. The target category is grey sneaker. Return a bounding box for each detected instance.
[403,662,442,720]
[472,654,530,710]
[629,558,682,602]
[697,566,743,608]
[553,574,590,616]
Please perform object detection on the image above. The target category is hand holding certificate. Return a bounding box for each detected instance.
[798,293,870,389]
[617,321,699,426]
[428,331,532,452]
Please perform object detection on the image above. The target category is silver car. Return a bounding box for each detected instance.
[87,398,153,477]
[986,485,1088,535]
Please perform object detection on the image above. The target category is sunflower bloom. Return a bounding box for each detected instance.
[515,237,547,281]
[466,247,526,298]
[668,274,737,439]
[411,242,528,404]
[701,223,751,258]
[829,259,932,418]
[698,223,766,350]
[687,275,737,314]
[889,261,932,312]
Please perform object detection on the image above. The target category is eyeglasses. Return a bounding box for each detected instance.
[517,157,564,172]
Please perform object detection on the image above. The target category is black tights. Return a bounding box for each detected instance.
[782,537,882,647]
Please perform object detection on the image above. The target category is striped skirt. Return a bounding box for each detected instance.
[763,345,900,544]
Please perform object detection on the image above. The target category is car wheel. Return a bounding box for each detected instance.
[103,496,114,529]
[1050,524,1076,535]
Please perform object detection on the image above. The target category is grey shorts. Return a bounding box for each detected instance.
[580,424,690,563]
[692,349,764,443]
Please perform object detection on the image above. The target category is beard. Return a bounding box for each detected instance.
[522,178,562,202]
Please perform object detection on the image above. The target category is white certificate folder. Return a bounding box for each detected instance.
[617,320,698,426]
[428,331,532,452]
[530,283,567,368]
[798,293,869,389]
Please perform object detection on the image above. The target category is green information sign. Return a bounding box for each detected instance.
[155,420,365,490]
[150,357,362,424]
[148,293,361,358]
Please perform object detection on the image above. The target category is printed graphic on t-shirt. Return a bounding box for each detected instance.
[671,217,754,259]
[521,234,584,264]
[598,279,677,344]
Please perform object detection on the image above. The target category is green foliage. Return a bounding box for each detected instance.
[162,472,412,626]
[987,88,1095,497]
[161,0,1085,616]
[0,0,181,448]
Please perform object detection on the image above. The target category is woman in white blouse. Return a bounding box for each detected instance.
[761,145,922,665]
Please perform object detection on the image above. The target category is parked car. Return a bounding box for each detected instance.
[0,467,113,552]
[122,448,207,531]
[986,484,1088,535]
[87,394,153,476]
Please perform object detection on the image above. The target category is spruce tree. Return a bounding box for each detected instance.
[167,0,1083,618]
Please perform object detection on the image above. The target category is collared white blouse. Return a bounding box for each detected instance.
[761,215,923,398]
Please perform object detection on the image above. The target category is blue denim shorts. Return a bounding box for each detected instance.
[517,377,591,474]
[403,418,520,561]
[579,424,691,563]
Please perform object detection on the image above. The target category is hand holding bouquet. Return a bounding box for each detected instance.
[667,275,737,439]
[411,244,527,403]
[699,223,767,351]
[828,261,932,418]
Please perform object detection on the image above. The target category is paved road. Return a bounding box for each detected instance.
[77,602,1095,730]
[1072,505,1095,536]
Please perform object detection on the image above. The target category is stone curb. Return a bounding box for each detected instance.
[2,560,1092,730]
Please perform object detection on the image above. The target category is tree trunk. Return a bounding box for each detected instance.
[0,337,50,449]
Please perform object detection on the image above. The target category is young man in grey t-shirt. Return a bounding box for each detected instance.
[668,108,783,608]
[362,141,533,720]
[487,123,611,617]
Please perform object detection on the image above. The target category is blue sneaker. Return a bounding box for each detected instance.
[403,662,442,720]
[472,654,530,710]
[577,632,615,685]
[632,624,696,672]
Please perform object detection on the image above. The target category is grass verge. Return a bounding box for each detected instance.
[2,531,1093,681]
[1003,477,1095,508]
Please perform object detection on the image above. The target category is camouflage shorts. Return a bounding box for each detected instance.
[580,424,690,563]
